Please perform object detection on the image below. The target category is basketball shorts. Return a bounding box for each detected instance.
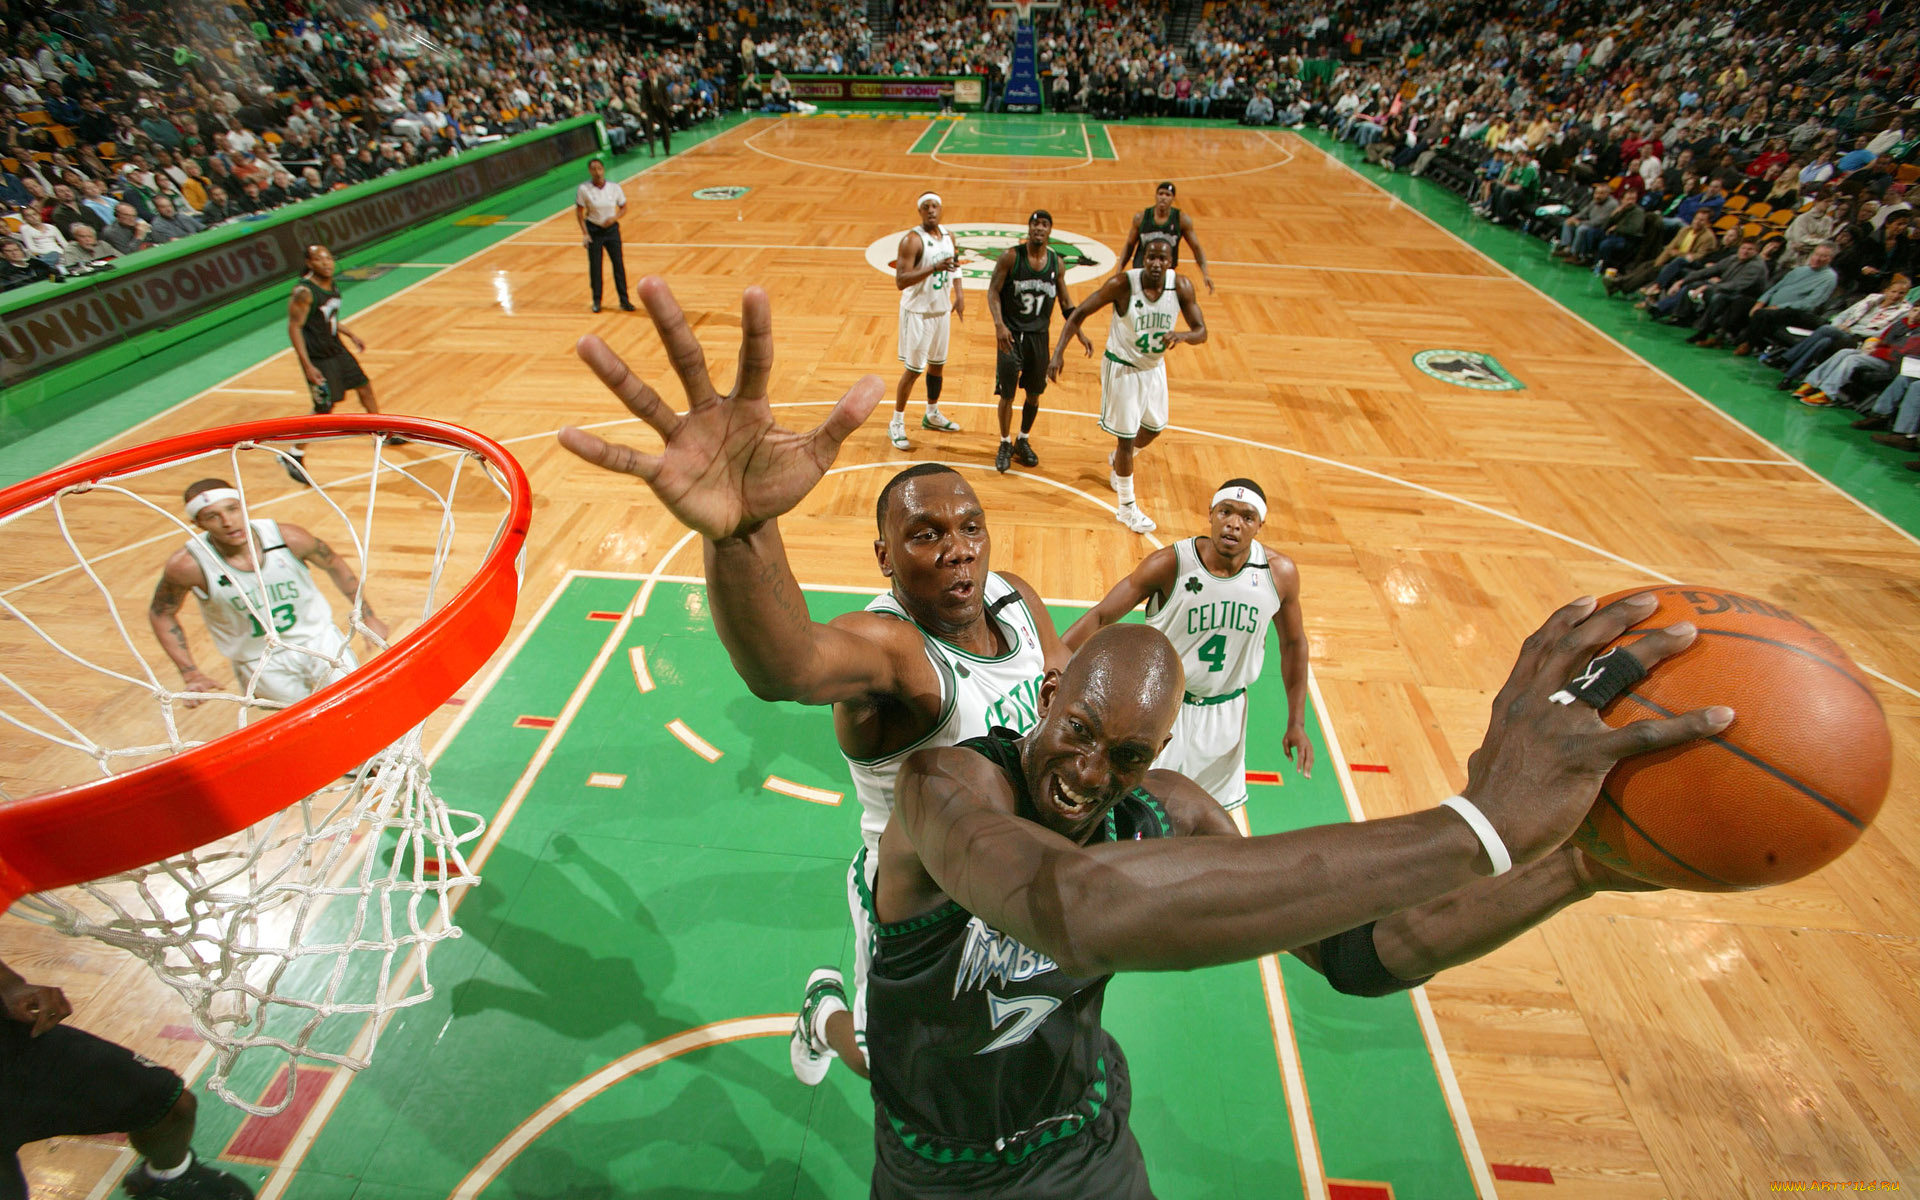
[309,351,370,413]
[845,848,878,1061]
[2,1021,183,1200]
[234,624,358,706]
[897,308,951,373]
[871,1038,1153,1200]
[1153,690,1249,810]
[995,329,1050,396]
[1099,356,1168,439]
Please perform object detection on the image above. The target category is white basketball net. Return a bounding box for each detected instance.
[0,430,515,1115]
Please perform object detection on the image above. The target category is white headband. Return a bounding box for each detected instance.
[1210,486,1267,522]
[917,191,942,208]
[185,487,243,520]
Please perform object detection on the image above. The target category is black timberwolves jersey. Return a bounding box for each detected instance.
[294,277,347,359]
[1132,205,1181,268]
[865,728,1172,1166]
[1001,247,1062,334]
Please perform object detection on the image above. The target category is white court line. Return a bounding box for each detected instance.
[742,116,1294,185]
[1692,455,1798,466]
[666,717,723,762]
[1306,668,1500,1199]
[1210,257,1506,282]
[211,387,298,395]
[764,775,842,805]
[1233,806,1329,1200]
[629,646,655,692]
[1295,131,1920,553]
[513,240,869,251]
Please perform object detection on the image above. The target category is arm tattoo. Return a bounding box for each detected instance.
[150,575,188,616]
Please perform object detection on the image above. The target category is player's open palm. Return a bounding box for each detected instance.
[560,278,885,540]
[1460,593,1733,868]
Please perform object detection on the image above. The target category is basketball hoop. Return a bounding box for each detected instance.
[986,0,1058,26]
[0,414,531,1112]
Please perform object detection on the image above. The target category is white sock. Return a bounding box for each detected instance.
[810,995,848,1047]
[1000,435,1011,445]
[145,1152,193,1181]
[889,413,904,428]
[1116,475,1136,506]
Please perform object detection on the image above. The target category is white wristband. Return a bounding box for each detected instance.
[1440,795,1512,877]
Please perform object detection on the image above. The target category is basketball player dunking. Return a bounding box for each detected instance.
[1064,478,1312,809]
[1049,238,1207,534]
[1114,180,1215,295]
[985,209,1091,473]
[889,191,965,451]
[558,278,1068,1087]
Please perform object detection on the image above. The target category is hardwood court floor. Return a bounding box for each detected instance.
[4,115,1916,1198]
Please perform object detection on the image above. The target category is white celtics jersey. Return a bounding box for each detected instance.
[183,520,338,665]
[845,573,1049,852]
[1104,268,1182,369]
[900,225,957,315]
[1144,538,1283,698]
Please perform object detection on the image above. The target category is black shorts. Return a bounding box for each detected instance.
[870,1044,1153,1200]
[2,1021,183,1200]
[995,329,1050,398]
[309,351,370,413]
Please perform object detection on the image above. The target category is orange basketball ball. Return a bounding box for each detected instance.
[1572,586,1891,891]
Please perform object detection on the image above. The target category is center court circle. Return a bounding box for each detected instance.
[864,223,1117,291]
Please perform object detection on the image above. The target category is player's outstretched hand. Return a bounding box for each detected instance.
[1459,593,1733,871]
[560,278,886,541]
[0,976,72,1036]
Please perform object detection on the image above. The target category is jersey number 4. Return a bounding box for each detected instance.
[978,991,1062,1055]
[245,602,300,638]
[1197,632,1228,673]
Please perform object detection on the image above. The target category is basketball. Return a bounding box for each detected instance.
[1573,586,1892,891]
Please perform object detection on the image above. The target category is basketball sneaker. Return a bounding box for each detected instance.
[282,453,312,487]
[1012,437,1039,467]
[921,408,961,432]
[790,966,848,1086]
[995,440,1013,473]
[1115,503,1156,534]
[121,1152,254,1198]
[888,416,911,451]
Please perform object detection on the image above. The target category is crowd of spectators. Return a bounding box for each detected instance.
[2,0,739,292]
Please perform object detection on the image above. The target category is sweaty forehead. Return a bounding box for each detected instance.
[889,474,981,530]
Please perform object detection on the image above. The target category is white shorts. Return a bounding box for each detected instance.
[897,308,951,373]
[234,625,357,706]
[1099,355,1169,439]
[846,847,878,1058]
[1152,690,1249,810]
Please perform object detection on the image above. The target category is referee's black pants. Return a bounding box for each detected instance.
[586,220,629,306]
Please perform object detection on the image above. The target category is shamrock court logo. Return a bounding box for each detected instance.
[1412,350,1525,391]
[865,223,1117,291]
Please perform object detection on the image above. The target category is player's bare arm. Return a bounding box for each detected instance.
[1266,547,1313,777]
[1049,274,1124,378]
[987,245,1016,354]
[148,552,222,703]
[1179,212,1215,294]
[1166,275,1208,347]
[284,523,389,642]
[1114,211,1144,278]
[1060,546,1180,651]
[889,596,1729,977]
[1054,272,1093,356]
[559,278,894,706]
[287,286,323,385]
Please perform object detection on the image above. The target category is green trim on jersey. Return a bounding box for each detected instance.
[841,617,960,767]
[885,1059,1109,1165]
[896,591,1034,666]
